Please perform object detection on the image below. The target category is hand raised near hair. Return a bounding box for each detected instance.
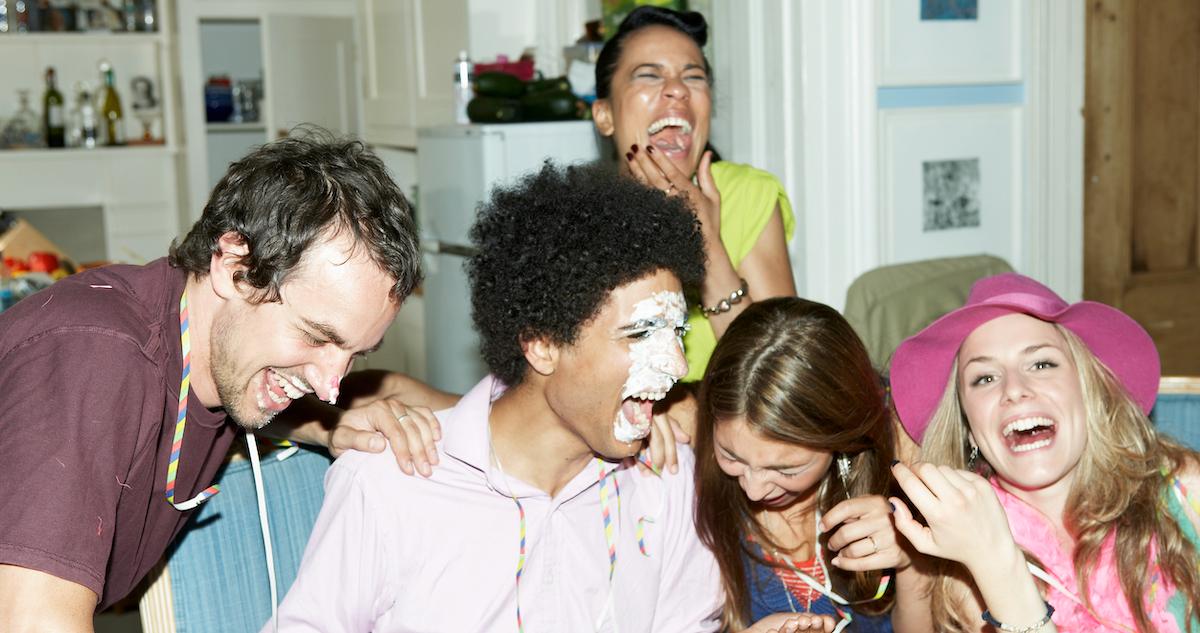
[822,494,912,572]
[889,462,1020,575]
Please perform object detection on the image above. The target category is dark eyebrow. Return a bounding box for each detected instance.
[302,318,386,355]
[301,318,348,348]
[716,442,805,471]
[631,62,707,75]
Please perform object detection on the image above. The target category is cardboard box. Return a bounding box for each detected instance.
[0,218,77,271]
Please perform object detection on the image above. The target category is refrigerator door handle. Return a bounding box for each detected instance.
[421,239,478,257]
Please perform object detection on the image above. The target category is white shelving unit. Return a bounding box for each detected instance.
[0,2,186,266]
[177,0,360,222]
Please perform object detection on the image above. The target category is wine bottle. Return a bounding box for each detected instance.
[43,67,65,148]
[96,60,125,147]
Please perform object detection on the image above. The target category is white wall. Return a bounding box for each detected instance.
[464,0,591,78]
[707,0,1084,309]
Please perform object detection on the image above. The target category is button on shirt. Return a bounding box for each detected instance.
[270,376,724,633]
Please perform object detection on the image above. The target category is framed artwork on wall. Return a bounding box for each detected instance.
[878,105,1022,266]
[878,0,1023,85]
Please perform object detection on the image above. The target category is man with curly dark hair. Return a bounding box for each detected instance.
[273,162,724,632]
[0,133,440,629]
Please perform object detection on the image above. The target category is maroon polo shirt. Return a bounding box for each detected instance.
[0,258,237,609]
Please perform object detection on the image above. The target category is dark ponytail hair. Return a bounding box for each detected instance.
[595,6,712,100]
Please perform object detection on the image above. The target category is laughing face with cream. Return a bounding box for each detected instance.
[614,290,689,443]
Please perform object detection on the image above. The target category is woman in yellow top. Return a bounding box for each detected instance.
[592,6,797,385]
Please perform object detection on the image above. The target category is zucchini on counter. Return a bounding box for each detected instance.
[468,73,584,123]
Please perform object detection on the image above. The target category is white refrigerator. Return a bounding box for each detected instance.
[417,121,602,394]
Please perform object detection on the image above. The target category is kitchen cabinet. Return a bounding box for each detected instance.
[358,0,468,149]
[177,0,360,221]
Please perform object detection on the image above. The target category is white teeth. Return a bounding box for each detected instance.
[266,383,289,405]
[647,117,692,136]
[1003,417,1054,437]
[1012,438,1053,453]
[268,370,304,401]
[633,391,666,402]
[287,374,313,394]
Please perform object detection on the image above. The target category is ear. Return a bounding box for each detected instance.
[521,336,559,377]
[592,99,615,137]
[208,231,251,301]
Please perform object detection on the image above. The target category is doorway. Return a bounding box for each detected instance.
[1085,0,1200,375]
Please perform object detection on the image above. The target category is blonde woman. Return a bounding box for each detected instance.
[887,273,1200,632]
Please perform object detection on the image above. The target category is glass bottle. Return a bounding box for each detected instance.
[0,90,43,149]
[96,60,124,146]
[453,50,473,125]
[137,0,154,32]
[12,0,27,33]
[73,83,99,149]
[43,67,65,148]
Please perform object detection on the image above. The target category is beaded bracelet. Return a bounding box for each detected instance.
[700,278,749,316]
[981,601,1055,633]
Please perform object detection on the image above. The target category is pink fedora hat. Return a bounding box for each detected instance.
[890,273,1160,443]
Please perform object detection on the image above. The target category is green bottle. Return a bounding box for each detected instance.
[43,67,65,148]
[97,60,125,146]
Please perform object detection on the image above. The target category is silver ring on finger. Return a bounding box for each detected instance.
[867,535,878,555]
[396,412,410,423]
[664,183,676,194]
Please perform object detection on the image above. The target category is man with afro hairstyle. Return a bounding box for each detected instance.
[271,162,724,632]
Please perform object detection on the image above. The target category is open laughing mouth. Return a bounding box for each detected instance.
[1002,416,1056,453]
[256,368,314,413]
[615,387,669,443]
[647,116,694,159]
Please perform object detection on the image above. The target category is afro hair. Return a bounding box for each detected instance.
[467,161,706,387]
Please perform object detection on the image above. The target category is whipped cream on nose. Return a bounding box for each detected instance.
[327,375,341,405]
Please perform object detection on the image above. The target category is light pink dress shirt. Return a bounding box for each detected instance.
[268,376,724,632]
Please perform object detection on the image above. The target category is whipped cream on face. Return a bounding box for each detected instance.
[614,291,688,443]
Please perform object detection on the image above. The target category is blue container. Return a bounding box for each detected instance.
[204,81,234,122]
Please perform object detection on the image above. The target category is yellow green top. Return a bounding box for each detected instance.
[682,161,795,382]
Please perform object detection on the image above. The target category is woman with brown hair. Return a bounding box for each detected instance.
[694,297,924,632]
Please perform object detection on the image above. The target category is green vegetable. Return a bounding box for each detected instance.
[474,72,526,98]
[520,90,578,121]
[467,97,523,123]
[525,76,572,95]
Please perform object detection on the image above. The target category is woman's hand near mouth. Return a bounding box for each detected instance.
[628,145,747,333]
[627,144,721,240]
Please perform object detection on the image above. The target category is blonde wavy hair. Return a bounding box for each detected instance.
[920,324,1200,633]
